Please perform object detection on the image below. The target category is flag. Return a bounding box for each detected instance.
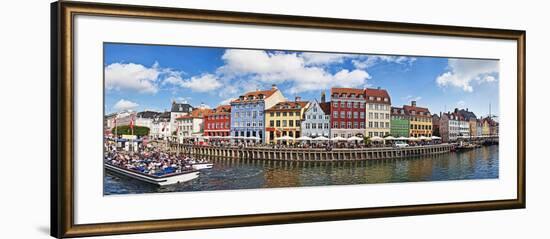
[130,117,134,129]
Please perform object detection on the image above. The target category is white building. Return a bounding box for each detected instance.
[365,88,391,137]
[458,120,470,138]
[176,108,212,140]
[301,99,331,137]
[169,101,193,136]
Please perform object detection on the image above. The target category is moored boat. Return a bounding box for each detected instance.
[104,163,199,186]
[191,163,213,170]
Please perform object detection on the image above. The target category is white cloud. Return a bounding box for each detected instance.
[457,100,466,108]
[113,99,139,111]
[217,49,370,94]
[436,59,499,92]
[180,74,223,92]
[300,52,354,65]
[352,55,416,69]
[105,62,160,94]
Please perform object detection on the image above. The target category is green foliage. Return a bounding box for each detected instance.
[112,125,150,137]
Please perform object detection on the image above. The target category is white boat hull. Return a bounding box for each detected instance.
[192,163,213,170]
[105,163,199,186]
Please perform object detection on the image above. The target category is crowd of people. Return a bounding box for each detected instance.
[104,142,209,176]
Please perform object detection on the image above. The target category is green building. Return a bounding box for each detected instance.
[390,107,409,137]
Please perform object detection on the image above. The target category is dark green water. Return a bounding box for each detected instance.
[104,145,498,195]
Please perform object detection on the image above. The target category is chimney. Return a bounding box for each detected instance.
[271,84,277,90]
[411,101,416,107]
[320,91,326,103]
[377,86,381,90]
[295,96,301,102]
[454,108,458,113]
[466,108,469,112]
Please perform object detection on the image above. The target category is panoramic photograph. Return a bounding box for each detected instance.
[103,43,500,195]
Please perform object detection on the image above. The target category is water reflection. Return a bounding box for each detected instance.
[104,145,499,195]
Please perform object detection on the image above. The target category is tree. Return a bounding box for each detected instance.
[112,125,150,137]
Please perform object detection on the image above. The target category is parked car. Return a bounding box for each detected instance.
[394,141,409,148]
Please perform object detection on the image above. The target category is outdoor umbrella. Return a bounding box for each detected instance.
[431,136,441,140]
[313,136,329,141]
[347,136,363,141]
[370,136,384,141]
[276,135,295,141]
[330,136,346,141]
[419,136,431,141]
[384,136,396,140]
[397,136,409,141]
[296,136,313,141]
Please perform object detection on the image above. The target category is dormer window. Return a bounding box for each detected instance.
[376,97,381,101]
[369,96,374,100]
[384,98,388,102]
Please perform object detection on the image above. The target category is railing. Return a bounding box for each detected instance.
[168,143,455,162]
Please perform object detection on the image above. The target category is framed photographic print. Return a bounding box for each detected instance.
[51,1,526,238]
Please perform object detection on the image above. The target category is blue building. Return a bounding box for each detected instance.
[230,84,285,142]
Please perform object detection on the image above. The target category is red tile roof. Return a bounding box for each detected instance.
[319,102,331,115]
[231,89,278,103]
[365,88,391,104]
[176,108,213,119]
[266,101,309,112]
[403,105,431,117]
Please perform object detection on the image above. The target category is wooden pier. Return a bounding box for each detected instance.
[168,143,454,162]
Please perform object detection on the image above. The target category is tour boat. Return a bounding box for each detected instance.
[104,163,200,186]
[191,163,214,170]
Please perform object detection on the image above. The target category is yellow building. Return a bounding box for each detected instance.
[265,99,309,144]
[404,101,432,137]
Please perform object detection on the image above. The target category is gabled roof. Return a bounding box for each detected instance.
[177,108,213,119]
[319,102,331,115]
[231,88,278,103]
[391,106,408,116]
[206,105,231,116]
[330,88,365,97]
[457,109,477,120]
[364,88,391,104]
[171,102,193,113]
[136,111,161,119]
[266,101,309,112]
[403,105,431,117]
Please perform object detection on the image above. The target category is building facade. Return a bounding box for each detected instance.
[390,107,409,137]
[365,88,391,137]
[300,99,331,138]
[230,84,285,142]
[330,88,366,138]
[169,101,193,136]
[203,105,231,137]
[176,108,212,139]
[439,112,459,142]
[265,99,310,143]
[403,101,432,137]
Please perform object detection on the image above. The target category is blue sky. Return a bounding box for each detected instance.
[104,43,499,118]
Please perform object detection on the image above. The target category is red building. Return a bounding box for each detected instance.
[330,88,366,138]
[203,105,231,137]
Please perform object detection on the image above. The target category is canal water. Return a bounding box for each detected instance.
[104,145,499,195]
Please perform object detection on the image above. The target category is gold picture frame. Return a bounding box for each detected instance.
[51,1,526,237]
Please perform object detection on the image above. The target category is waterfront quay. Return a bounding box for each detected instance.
[169,143,454,162]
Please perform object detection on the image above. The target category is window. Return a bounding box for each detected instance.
[347,102,352,108]
[386,113,390,119]
[282,112,287,117]
[305,123,310,129]
[289,120,294,127]
[313,107,317,112]
[312,123,316,129]
[282,120,287,127]
[385,122,390,128]
[333,122,338,128]
[312,115,317,120]
[296,120,300,127]
[360,103,364,108]
[289,112,294,117]
[333,102,338,108]
[353,122,358,129]
[369,103,373,110]
[347,122,352,129]
[269,120,274,127]
[340,111,345,118]
[347,111,352,119]
[353,112,358,119]
[369,122,373,128]
[276,120,280,127]
[333,111,338,118]
[318,123,322,129]
[360,112,365,119]
[360,122,365,128]
[324,123,329,129]
[369,112,373,119]
[374,113,379,119]
[374,122,379,128]
[276,112,281,117]
[307,115,310,119]
[341,122,346,128]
